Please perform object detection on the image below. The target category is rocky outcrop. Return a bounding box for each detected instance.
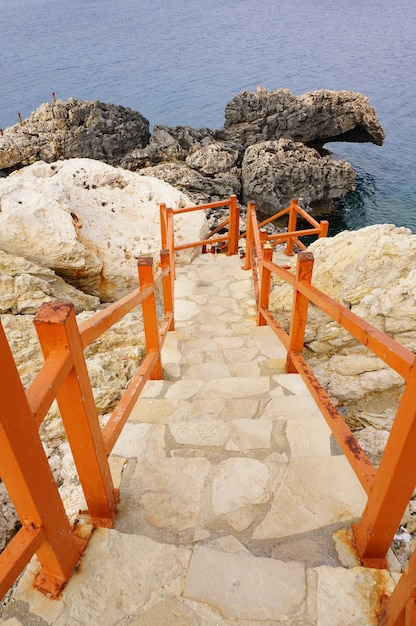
[0,98,150,172]
[0,89,384,217]
[269,224,416,417]
[241,139,355,216]
[0,250,99,314]
[0,158,207,301]
[220,87,385,149]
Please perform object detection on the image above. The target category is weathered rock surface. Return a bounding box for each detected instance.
[0,250,99,314]
[0,158,206,301]
[241,139,355,216]
[221,87,385,148]
[269,223,416,407]
[0,98,150,171]
[0,89,384,216]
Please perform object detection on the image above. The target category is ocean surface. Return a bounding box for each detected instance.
[1,0,415,234]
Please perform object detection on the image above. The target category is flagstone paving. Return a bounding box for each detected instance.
[1,253,397,625]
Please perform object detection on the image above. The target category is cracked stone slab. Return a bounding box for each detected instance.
[183,545,306,621]
[252,457,367,540]
[284,417,333,457]
[212,458,271,516]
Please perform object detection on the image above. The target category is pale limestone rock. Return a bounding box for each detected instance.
[0,158,207,301]
[137,457,210,531]
[269,224,416,402]
[183,545,306,621]
[0,250,99,314]
[212,458,271,516]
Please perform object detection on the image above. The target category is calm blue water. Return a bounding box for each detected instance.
[1,0,415,232]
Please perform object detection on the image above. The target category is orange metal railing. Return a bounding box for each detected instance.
[160,195,240,280]
[0,251,173,600]
[244,198,329,270]
[160,196,328,273]
[246,202,416,626]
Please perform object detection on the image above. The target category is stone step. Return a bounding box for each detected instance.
[8,527,394,626]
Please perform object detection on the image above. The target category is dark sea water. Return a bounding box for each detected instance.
[1,0,415,233]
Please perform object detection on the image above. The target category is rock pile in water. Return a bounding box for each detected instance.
[0,88,385,216]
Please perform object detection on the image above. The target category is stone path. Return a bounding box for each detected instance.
[1,253,397,625]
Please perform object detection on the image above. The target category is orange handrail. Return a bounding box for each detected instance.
[160,195,240,259]
[0,251,174,600]
[244,198,329,265]
[247,207,416,626]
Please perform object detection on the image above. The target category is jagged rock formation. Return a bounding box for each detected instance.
[0,89,385,216]
[220,87,385,148]
[0,98,150,172]
[241,139,355,217]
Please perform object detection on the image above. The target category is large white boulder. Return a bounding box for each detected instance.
[0,159,207,301]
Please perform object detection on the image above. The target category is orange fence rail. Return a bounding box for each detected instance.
[160,196,329,274]
[246,203,416,626]
[0,251,173,600]
[244,198,329,269]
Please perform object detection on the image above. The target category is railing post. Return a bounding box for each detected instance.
[166,206,175,280]
[138,256,163,379]
[228,194,240,256]
[34,303,117,529]
[285,199,299,256]
[160,249,174,331]
[257,245,273,326]
[244,202,256,270]
[379,548,416,626]
[285,251,314,373]
[353,363,416,568]
[0,321,84,597]
[160,203,167,250]
[319,219,329,239]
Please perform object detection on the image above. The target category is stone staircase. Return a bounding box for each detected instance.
[2,253,397,626]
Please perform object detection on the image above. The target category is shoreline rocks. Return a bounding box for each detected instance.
[0,87,385,216]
